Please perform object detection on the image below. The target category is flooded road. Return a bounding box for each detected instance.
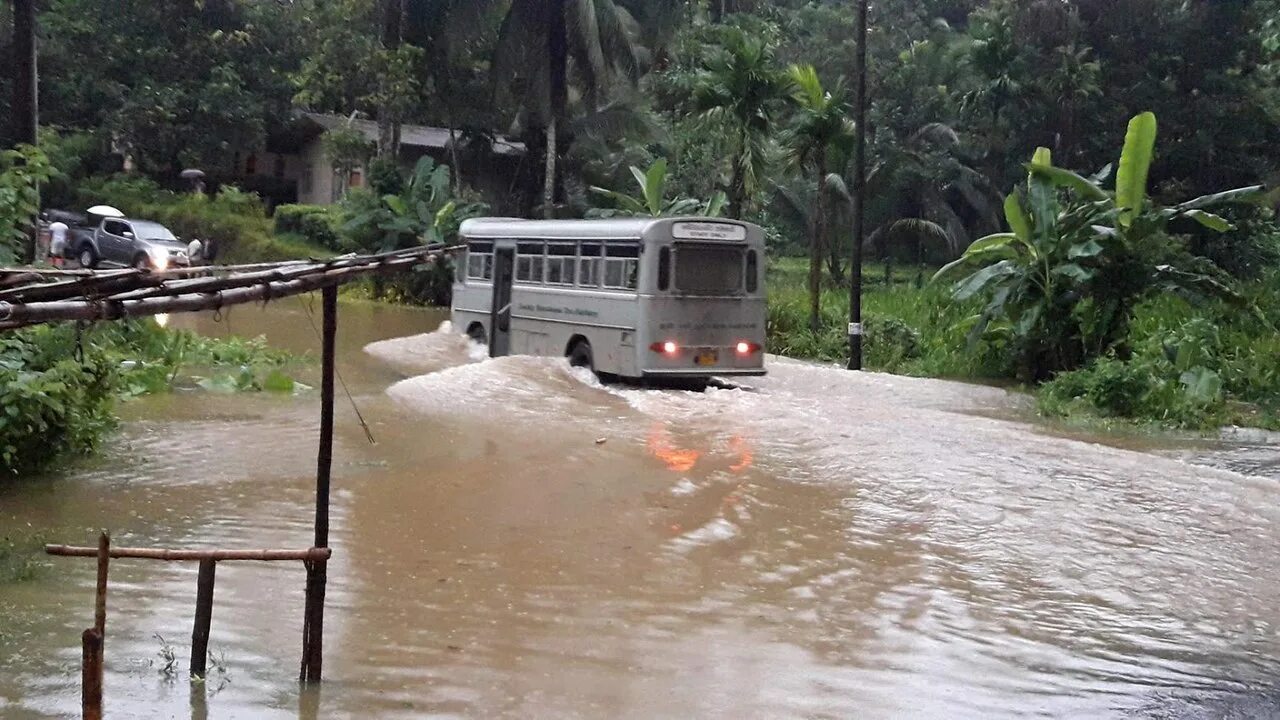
[2,299,1279,719]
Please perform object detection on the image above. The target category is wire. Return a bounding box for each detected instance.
[298,293,376,446]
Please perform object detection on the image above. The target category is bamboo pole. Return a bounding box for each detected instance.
[0,259,417,329]
[301,284,337,683]
[82,629,102,720]
[0,245,457,306]
[82,532,109,720]
[190,559,216,678]
[45,545,331,562]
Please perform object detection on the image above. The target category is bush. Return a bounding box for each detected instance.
[73,175,331,262]
[1,320,298,479]
[275,204,341,250]
[0,326,116,477]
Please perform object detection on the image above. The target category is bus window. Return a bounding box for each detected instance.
[675,244,743,295]
[578,243,602,286]
[658,246,671,291]
[516,242,545,283]
[745,250,758,293]
[467,241,494,281]
[604,244,640,290]
[546,243,575,285]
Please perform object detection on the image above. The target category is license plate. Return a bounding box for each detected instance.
[695,349,719,366]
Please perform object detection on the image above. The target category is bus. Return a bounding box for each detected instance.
[451,217,767,381]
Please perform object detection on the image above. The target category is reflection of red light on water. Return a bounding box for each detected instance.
[729,435,754,473]
[646,425,755,474]
[647,424,701,472]
[647,424,698,472]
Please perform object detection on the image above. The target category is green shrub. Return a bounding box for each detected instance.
[275,204,341,249]
[0,326,116,477]
[865,317,922,371]
[1,320,298,479]
[74,175,330,262]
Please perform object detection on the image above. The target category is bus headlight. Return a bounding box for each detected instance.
[649,341,679,355]
[736,342,761,355]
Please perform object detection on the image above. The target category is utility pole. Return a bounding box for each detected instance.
[13,0,40,264]
[847,0,868,370]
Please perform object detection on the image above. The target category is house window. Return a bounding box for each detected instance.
[274,155,286,178]
[246,153,257,175]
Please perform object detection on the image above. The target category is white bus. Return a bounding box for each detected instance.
[451,217,767,381]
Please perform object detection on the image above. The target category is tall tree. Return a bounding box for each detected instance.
[786,64,853,330]
[489,0,642,218]
[687,28,791,219]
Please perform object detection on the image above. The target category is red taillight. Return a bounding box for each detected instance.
[736,342,761,355]
[649,341,679,355]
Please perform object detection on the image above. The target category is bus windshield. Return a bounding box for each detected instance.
[674,244,743,295]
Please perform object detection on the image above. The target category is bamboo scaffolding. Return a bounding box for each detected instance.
[0,255,424,329]
[45,545,332,562]
[0,245,459,306]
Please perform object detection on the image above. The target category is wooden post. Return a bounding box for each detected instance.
[301,284,336,682]
[81,629,103,720]
[190,559,216,678]
[83,532,109,720]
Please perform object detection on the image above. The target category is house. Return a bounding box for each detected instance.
[231,112,527,211]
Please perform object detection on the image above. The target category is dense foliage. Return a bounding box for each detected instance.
[0,320,297,479]
[1,0,1278,430]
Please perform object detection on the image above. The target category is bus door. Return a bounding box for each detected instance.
[489,243,515,357]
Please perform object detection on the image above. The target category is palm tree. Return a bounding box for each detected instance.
[785,64,855,331]
[488,0,643,218]
[863,123,1002,286]
[687,28,791,219]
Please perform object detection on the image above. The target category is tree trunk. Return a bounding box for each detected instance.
[448,126,462,192]
[13,0,38,264]
[377,0,405,159]
[727,132,747,220]
[808,163,826,332]
[544,117,558,219]
[544,0,568,219]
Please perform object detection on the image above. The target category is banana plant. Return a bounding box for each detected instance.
[935,112,1264,379]
[588,158,727,218]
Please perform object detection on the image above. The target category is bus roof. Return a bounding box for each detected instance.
[459,217,761,242]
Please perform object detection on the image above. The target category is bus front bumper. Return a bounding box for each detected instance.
[641,368,767,378]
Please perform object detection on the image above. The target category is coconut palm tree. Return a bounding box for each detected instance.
[686,27,792,219]
[785,64,855,331]
[487,0,643,218]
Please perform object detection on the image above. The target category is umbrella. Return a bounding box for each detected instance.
[87,205,124,218]
[180,169,206,181]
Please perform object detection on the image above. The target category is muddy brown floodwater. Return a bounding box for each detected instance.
[2,299,1280,719]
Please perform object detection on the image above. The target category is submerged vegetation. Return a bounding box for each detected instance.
[0,321,298,479]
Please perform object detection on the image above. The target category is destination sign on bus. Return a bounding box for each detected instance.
[671,222,748,242]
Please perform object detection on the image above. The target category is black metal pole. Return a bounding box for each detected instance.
[848,0,868,371]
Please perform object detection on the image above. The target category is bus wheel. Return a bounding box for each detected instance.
[466,323,486,344]
[567,340,594,372]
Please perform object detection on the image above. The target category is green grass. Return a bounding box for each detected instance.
[765,256,1008,378]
